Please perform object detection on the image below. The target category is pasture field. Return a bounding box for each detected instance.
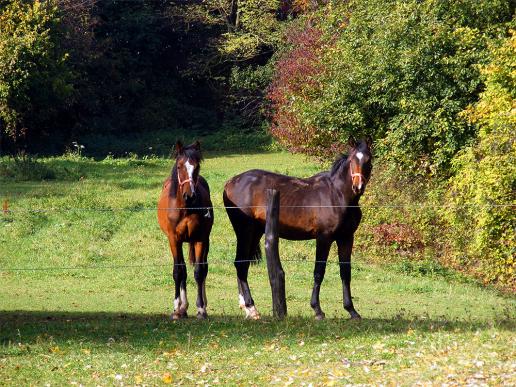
[1,151,515,385]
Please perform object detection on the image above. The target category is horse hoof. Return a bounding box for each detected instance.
[244,306,260,320]
[350,313,362,320]
[315,312,325,321]
[171,311,188,320]
[250,312,260,320]
[196,311,208,320]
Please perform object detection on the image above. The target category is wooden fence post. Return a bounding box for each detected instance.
[265,189,287,319]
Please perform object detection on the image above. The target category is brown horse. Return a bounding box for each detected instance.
[158,141,214,319]
[223,137,372,320]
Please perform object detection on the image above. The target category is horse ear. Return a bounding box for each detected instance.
[365,135,373,148]
[175,140,184,156]
[193,140,201,151]
[348,135,357,148]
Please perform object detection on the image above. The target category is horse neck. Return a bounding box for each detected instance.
[170,164,185,204]
[331,159,361,204]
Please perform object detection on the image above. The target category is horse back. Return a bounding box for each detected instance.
[224,169,358,240]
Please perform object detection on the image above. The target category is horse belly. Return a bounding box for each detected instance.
[176,215,211,242]
[280,212,339,240]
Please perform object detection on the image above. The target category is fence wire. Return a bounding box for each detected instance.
[2,203,514,213]
[0,257,366,272]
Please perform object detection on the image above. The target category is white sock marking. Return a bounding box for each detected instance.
[180,288,188,311]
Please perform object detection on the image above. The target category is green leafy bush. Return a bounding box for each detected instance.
[268,0,512,174]
[444,29,515,285]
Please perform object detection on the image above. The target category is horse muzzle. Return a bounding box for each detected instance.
[183,190,196,201]
[352,184,365,195]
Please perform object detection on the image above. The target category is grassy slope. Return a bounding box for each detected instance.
[0,152,515,385]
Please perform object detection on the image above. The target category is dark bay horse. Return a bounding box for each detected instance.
[223,137,372,320]
[158,141,214,319]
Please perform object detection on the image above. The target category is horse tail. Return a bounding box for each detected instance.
[188,243,195,265]
[250,243,262,265]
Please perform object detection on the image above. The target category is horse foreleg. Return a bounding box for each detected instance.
[193,241,209,319]
[170,238,188,319]
[310,238,331,320]
[337,237,361,320]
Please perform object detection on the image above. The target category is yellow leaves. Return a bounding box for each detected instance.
[372,342,386,350]
[162,372,173,384]
[81,348,91,355]
[134,374,143,384]
[265,343,276,351]
[49,346,60,353]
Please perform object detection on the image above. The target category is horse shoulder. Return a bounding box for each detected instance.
[158,179,173,233]
[338,206,362,236]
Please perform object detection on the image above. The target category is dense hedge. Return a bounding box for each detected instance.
[268,0,515,286]
[445,30,515,284]
[269,0,512,173]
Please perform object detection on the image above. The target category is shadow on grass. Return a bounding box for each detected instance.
[1,311,514,349]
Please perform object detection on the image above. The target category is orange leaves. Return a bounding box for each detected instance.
[162,372,173,384]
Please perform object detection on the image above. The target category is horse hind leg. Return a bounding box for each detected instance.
[235,226,262,320]
[193,241,209,319]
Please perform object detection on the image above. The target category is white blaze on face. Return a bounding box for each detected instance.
[185,159,195,194]
[353,152,365,191]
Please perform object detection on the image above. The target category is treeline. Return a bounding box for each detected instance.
[0,0,298,154]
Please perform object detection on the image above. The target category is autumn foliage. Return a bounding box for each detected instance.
[268,24,344,157]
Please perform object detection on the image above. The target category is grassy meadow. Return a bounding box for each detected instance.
[1,151,515,385]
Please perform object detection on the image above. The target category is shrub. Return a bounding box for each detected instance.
[268,24,342,158]
[444,29,515,285]
[0,154,56,181]
[268,0,513,174]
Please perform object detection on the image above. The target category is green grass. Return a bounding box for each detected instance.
[1,152,515,385]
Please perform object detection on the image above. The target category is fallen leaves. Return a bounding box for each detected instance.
[162,372,173,384]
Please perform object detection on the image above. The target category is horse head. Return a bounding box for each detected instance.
[174,140,202,201]
[347,136,373,195]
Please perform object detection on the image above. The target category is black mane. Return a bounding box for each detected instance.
[330,153,349,176]
[178,146,203,164]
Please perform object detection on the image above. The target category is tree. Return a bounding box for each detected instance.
[0,0,73,152]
